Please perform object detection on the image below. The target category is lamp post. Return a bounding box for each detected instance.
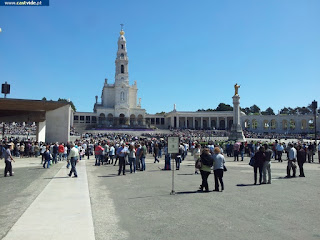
[312,100,318,145]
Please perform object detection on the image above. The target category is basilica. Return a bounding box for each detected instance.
[74,28,147,130]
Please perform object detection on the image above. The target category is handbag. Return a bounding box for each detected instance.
[223,165,227,172]
[195,158,202,169]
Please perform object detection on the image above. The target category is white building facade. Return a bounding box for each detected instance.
[74,28,146,130]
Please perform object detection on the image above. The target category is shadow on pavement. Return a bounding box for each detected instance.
[177,173,194,176]
[176,190,211,194]
[98,174,118,178]
[44,176,70,179]
[236,184,258,187]
[127,194,169,200]
[277,176,296,180]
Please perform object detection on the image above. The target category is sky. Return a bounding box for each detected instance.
[0,0,319,114]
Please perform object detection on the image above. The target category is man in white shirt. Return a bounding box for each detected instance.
[68,143,79,178]
[287,143,297,178]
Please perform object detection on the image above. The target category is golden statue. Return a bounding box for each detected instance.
[234,83,240,95]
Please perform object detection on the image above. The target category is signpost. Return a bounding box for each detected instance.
[168,137,179,195]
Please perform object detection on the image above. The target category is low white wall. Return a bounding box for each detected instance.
[36,121,46,142]
[45,105,71,143]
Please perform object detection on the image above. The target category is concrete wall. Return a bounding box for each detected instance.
[36,121,46,142]
[45,105,72,143]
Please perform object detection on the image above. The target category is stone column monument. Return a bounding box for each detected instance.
[229,83,246,142]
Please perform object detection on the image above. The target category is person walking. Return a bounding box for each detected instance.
[233,143,240,161]
[42,146,51,169]
[212,147,225,192]
[193,144,201,174]
[139,142,147,171]
[276,143,284,162]
[128,144,136,173]
[153,143,159,163]
[262,144,272,184]
[117,143,127,175]
[253,146,265,185]
[109,144,115,165]
[287,143,297,178]
[297,145,306,177]
[67,143,79,178]
[240,142,245,161]
[198,148,214,192]
[4,143,15,177]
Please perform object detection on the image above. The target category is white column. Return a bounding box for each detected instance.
[177,116,180,128]
[209,117,211,129]
[185,117,187,128]
[200,117,203,129]
[36,121,46,142]
[217,117,220,129]
[193,117,195,129]
[171,116,174,128]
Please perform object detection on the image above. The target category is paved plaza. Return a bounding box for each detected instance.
[0,153,319,240]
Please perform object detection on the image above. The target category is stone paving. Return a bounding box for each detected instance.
[0,153,319,240]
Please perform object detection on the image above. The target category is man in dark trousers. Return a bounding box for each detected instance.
[117,143,127,175]
[4,143,15,177]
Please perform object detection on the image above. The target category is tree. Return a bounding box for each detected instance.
[241,107,251,115]
[155,111,166,115]
[280,107,289,115]
[295,107,311,115]
[261,107,275,115]
[249,105,260,114]
[58,98,76,112]
[41,97,47,101]
[215,103,233,111]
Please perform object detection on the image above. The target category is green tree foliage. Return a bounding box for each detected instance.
[155,111,166,115]
[41,97,47,101]
[249,104,260,114]
[215,103,233,111]
[261,107,275,115]
[197,108,215,112]
[58,98,76,112]
[241,107,251,115]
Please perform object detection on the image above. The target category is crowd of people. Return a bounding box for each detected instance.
[243,130,314,140]
[1,130,319,193]
[0,123,37,136]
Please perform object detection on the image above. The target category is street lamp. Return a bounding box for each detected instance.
[312,100,318,145]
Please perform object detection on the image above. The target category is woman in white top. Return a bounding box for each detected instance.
[128,144,136,173]
[193,144,201,174]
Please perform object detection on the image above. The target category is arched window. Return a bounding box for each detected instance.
[121,44,124,49]
[244,119,250,129]
[271,119,277,129]
[252,119,258,129]
[121,65,124,73]
[290,119,295,130]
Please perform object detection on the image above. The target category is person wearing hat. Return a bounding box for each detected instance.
[4,143,15,177]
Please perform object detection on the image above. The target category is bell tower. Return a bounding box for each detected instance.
[115,24,129,85]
